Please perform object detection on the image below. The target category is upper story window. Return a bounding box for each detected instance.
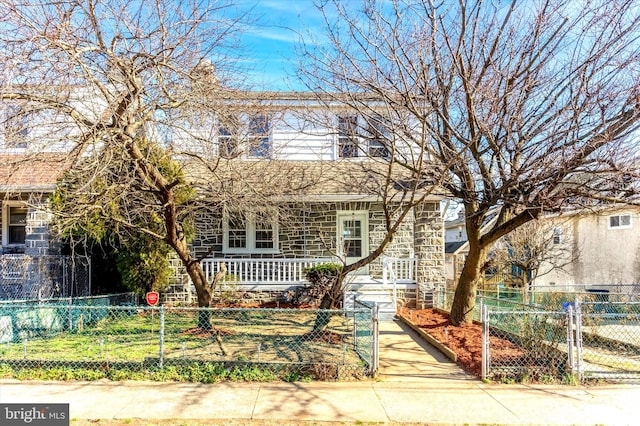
[218,114,271,159]
[218,114,240,159]
[248,115,271,158]
[2,202,27,246]
[223,209,278,253]
[609,214,632,229]
[337,115,359,158]
[4,105,29,149]
[552,227,562,244]
[366,116,390,158]
[337,114,392,159]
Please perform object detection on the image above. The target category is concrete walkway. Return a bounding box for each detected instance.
[0,319,638,425]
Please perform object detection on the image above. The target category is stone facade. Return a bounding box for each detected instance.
[0,195,59,255]
[414,202,445,307]
[172,200,444,307]
[25,195,60,256]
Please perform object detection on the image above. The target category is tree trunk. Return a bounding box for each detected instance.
[313,274,345,331]
[449,242,488,325]
[169,240,212,328]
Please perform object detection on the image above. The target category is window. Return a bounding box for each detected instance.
[223,210,278,253]
[366,116,390,158]
[609,214,632,229]
[2,202,27,246]
[217,114,271,159]
[218,114,240,159]
[342,219,363,257]
[337,115,359,158]
[227,211,247,249]
[247,115,271,158]
[4,105,29,148]
[552,227,562,244]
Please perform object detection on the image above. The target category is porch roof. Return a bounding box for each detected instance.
[0,154,69,192]
[186,160,446,202]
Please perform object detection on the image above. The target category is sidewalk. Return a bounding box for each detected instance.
[0,320,637,425]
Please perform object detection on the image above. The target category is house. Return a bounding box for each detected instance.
[533,206,640,293]
[445,203,640,298]
[0,154,90,300]
[1,92,447,311]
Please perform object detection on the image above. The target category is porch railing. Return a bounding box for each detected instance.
[201,258,336,285]
[382,257,416,283]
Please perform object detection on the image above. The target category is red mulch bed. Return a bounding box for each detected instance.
[399,307,525,376]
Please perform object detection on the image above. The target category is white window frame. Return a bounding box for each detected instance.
[2,201,28,246]
[217,114,272,159]
[222,209,279,254]
[247,114,272,159]
[337,115,360,158]
[608,214,632,230]
[552,227,562,244]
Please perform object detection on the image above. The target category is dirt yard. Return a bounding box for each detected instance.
[398,307,525,376]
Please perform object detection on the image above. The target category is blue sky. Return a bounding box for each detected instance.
[234,0,330,91]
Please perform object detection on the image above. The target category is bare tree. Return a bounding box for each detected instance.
[298,0,640,324]
[489,219,577,302]
[0,0,253,319]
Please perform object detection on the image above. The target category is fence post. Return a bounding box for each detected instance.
[566,305,575,374]
[481,304,489,380]
[158,306,165,369]
[371,303,379,376]
[574,299,583,382]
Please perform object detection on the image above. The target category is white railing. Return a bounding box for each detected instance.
[201,258,336,285]
[382,257,416,283]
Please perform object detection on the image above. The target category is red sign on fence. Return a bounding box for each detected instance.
[146,291,159,306]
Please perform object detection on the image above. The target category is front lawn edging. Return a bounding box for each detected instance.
[397,314,457,362]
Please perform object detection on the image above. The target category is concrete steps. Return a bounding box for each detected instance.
[344,288,396,321]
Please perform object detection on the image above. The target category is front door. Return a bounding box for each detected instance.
[337,211,369,271]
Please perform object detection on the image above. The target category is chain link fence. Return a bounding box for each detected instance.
[481,302,640,383]
[577,301,640,381]
[0,255,90,301]
[0,304,377,381]
[0,293,135,307]
[482,308,570,382]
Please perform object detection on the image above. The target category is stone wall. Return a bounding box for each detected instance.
[0,194,59,256]
[191,201,415,267]
[414,202,445,307]
[25,195,60,256]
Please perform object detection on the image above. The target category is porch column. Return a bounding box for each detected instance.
[414,202,445,308]
[24,195,59,256]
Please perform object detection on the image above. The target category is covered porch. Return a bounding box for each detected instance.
[166,256,420,318]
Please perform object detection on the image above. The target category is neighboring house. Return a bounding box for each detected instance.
[0,154,89,300]
[1,92,447,310]
[445,204,640,295]
[0,154,64,256]
[534,207,640,291]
